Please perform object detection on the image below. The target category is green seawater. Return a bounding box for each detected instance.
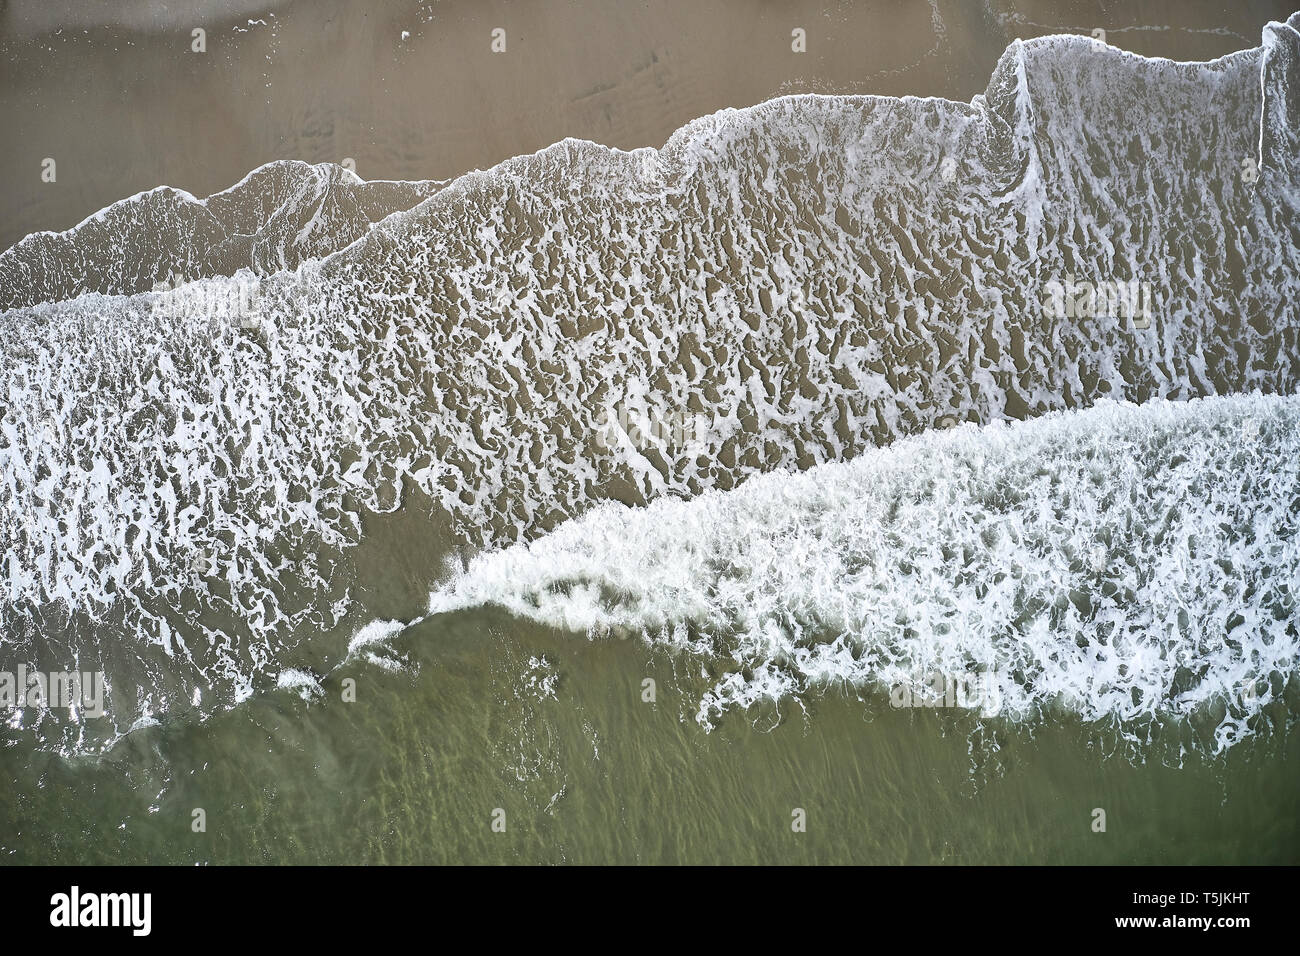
[2,601,1297,865]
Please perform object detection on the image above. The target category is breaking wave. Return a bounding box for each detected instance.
[428,393,1300,756]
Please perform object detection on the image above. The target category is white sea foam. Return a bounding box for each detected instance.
[429,393,1300,753]
[276,667,323,700]
[0,160,445,310]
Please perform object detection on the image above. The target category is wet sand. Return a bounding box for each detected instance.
[1,0,1291,252]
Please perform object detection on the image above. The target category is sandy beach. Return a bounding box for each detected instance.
[1,0,1289,252]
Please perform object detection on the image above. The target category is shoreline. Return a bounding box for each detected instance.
[0,0,1279,252]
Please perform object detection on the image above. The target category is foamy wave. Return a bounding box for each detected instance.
[276,667,324,700]
[0,160,444,310]
[429,393,1300,753]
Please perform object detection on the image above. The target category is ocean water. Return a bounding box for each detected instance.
[1,13,1299,864]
